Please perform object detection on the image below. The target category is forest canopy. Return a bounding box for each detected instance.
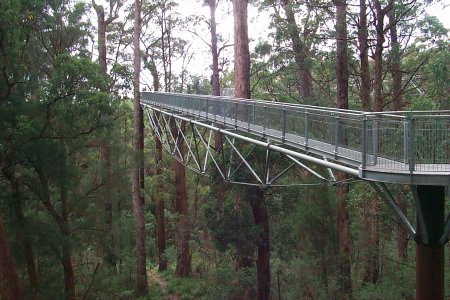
[0,0,448,299]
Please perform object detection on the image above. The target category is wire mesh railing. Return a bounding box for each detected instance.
[141,92,450,173]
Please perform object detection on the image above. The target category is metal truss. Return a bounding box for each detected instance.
[369,182,450,246]
[144,106,357,188]
[144,104,449,246]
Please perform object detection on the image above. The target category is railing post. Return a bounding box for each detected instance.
[252,103,256,125]
[282,108,286,142]
[263,105,267,137]
[304,109,309,150]
[235,102,238,129]
[361,115,367,172]
[223,102,226,125]
[206,98,209,120]
[407,115,416,173]
[334,113,339,158]
[247,104,250,131]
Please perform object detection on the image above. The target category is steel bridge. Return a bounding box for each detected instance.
[141,91,449,300]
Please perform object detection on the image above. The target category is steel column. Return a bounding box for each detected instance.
[415,185,445,300]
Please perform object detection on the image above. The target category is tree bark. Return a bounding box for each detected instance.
[373,0,386,112]
[155,132,167,271]
[335,0,349,110]
[132,0,148,295]
[362,196,380,284]
[233,0,250,99]
[335,0,352,298]
[93,1,116,266]
[358,0,371,111]
[151,71,166,271]
[0,215,23,300]
[281,0,313,103]
[389,5,402,110]
[171,120,191,277]
[249,187,270,300]
[93,3,107,75]
[208,0,221,96]
[60,185,75,300]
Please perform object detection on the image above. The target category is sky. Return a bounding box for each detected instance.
[163,0,450,82]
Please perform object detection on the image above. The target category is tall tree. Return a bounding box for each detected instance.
[207,0,221,96]
[132,0,148,295]
[335,0,352,298]
[373,0,392,111]
[92,0,121,267]
[233,1,271,299]
[281,0,313,103]
[358,0,371,111]
[388,5,409,261]
[172,121,191,277]
[233,0,250,99]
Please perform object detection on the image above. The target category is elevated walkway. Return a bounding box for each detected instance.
[141,92,450,185]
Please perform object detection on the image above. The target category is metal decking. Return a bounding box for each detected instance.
[141,92,450,186]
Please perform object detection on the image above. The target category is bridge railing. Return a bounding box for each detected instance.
[141,92,450,173]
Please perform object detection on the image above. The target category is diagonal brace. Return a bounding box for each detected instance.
[369,182,417,239]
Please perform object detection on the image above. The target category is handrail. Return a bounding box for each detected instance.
[141,92,450,173]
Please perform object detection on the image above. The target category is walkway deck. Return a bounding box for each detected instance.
[141,92,450,185]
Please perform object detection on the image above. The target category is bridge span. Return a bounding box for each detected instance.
[142,91,450,185]
[141,91,449,300]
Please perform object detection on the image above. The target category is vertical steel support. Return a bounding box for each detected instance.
[304,109,309,149]
[372,118,378,165]
[334,114,339,158]
[361,115,367,173]
[223,102,226,125]
[409,116,416,173]
[263,105,267,137]
[206,98,209,120]
[247,104,250,131]
[404,115,415,172]
[415,185,445,300]
[282,109,286,142]
[235,102,238,129]
[252,103,256,125]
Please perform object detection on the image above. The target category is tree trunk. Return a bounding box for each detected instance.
[60,186,75,300]
[282,0,313,103]
[0,215,23,300]
[93,2,115,266]
[358,0,371,111]
[155,133,167,271]
[11,180,38,295]
[151,70,167,271]
[373,0,385,112]
[389,8,409,261]
[362,196,380,284]
[336,179,352,299]
[132,0,148,295]
[389,5,402,110]
[94,4,107,75]
[233,0,253,282]
[335,0,349,110]
[233,0,250,99]
[208,0,221,96]
[335,0,352,298]
[171,120,191,277]
[61,242,75,300]
[233,2,271,298]
[396,187,409,260]
[249,187,270,300]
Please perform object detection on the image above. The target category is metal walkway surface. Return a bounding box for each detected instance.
[141,92,450,185]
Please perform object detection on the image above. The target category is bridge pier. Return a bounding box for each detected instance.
[415,185,445,300]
